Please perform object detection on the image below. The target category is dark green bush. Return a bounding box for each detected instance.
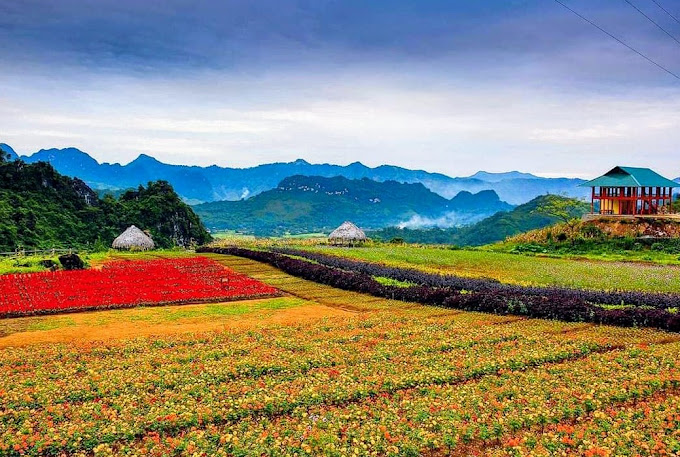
[651,243,665,252]
[579,224,604,238]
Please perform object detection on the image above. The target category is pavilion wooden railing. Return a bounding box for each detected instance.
[589,186,676,215]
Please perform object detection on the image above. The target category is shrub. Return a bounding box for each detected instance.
[579,225,603,239]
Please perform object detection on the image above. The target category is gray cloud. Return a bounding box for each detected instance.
[1,0,679,176]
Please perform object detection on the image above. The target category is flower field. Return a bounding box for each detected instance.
[0,257,279,317]
[1,306,679,456]
[200,247,680,331]
[0,253,679,456]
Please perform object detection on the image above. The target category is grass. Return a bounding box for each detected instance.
[0,255,60,275]
[0,248,195,275]
[374,276,414,288]
[1,253,679,456]
[210,230,257,241]
[157,297,305,320]
[297,244,680,293]
[25,316,77,332]
[488,240,680,264]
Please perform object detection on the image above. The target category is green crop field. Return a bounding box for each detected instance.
[298,244,680,293]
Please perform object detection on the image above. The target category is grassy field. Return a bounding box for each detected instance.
[487,240,680,265]
[298,244,680,293]
[1,253,680,456]
[0,249,195,275]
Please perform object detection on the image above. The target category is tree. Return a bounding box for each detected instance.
[532,194,586,224]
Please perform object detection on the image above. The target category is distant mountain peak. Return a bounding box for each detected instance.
[0,143,18,160]
[469,170,540,182]
[28,147,99,166]
[130,153,162,165]
[37,146,86,154]
[451,189,507,211]
[292,158,310,165]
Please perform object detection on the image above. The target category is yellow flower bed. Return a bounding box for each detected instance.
[0,309,678,456]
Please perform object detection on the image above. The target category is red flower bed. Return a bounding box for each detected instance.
[0,257,279,317]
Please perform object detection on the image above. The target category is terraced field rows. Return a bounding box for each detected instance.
[0,254,678,456]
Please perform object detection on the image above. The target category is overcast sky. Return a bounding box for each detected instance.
[1,0,679,178]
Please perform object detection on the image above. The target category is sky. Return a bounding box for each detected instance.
[0,0,679,179]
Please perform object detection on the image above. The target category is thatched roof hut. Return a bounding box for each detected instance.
[112,225,155,250]
[328,221,367,246]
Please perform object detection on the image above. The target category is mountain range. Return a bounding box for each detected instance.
[193,175,513,235]
[0,144,590,205]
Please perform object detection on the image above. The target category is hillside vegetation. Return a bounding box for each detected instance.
[0,149,210,251]
[193,175,512,235]
[502,216,680,257]
[370,195,589,246]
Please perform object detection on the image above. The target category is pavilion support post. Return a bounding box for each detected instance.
[670,187,674,214]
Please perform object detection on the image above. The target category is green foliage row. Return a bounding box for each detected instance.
[0,150,211,251]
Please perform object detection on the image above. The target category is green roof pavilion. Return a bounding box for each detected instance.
[581,166,677,216]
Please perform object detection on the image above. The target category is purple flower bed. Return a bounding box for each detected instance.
[272,247,680,311]
[198,246,680,332]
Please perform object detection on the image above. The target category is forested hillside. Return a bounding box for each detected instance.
[193,175,512,235]
[0,149,210,251]
[370,195,589,246]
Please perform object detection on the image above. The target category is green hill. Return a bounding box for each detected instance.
[193,175,513,235]
[370,195,589,246]
[0,149,210,251]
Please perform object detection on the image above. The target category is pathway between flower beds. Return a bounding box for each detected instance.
[201,253,419,313]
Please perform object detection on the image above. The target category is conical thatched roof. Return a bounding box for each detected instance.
[112,225,155,250]
[329,221,367,243]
